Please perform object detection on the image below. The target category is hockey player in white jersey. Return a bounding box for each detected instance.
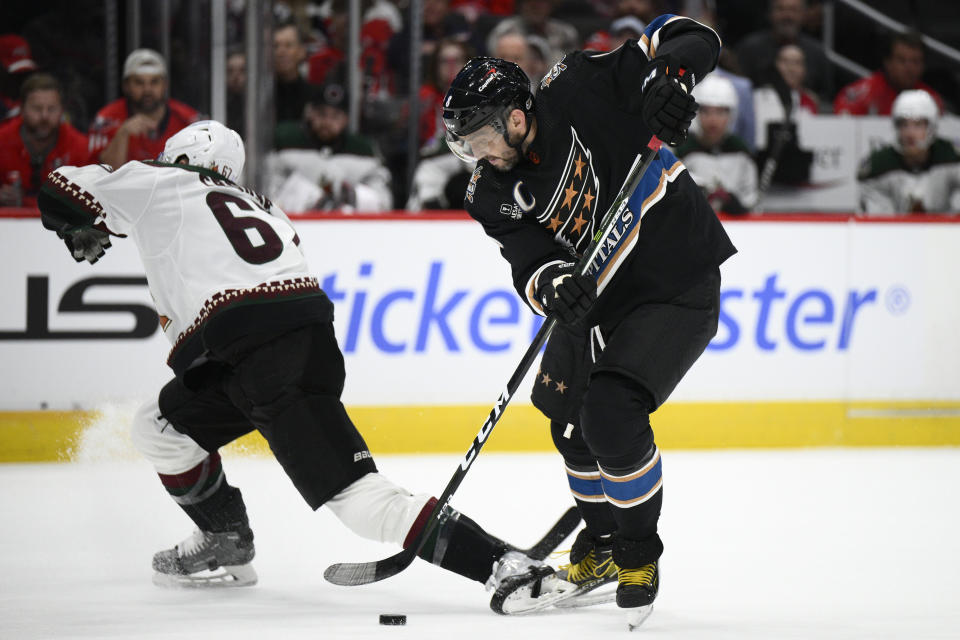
[858,90,960,214]
[36,120,576,613]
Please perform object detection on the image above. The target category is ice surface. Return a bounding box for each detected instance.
[2,448,959,639]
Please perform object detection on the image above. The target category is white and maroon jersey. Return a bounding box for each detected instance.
[857,139,960,214]
[41,161,332,374]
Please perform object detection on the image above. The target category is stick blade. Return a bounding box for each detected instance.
[323,561,379,586]
[323,548,414,586]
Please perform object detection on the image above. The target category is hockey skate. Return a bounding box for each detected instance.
[552,529,619,608]
[618,561,659,631]
[152,528,257,588]
[487,551,578,614]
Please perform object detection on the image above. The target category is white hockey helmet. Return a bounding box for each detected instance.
[892,89,938,148]
[693,74,738,130]
[160,120,245,181]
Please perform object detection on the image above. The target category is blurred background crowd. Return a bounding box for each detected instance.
[0,0,958,215]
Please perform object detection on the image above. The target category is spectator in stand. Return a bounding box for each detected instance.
[491,31,548,92]
[268,83,392,213]
[407,39,477,211]
[226,49,246,136]
[858,90,959,214]
[485,0,580,66]
[834,31,945,116]
[308,1,398,91]
[0,34,39,122]
[0,73,90,207]
[753,44,816,189]
[754,44,818,146]
[676,74,758,214]
[88,49,198,168]
[387,0,471,90]
[583,15,647,54]
[419,38,475,152]
[274,22,313,125]
[736,0,832,103]
[450,0,516,25]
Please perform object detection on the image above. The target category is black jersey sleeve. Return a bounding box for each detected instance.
[640,14,721,87]
[550,17,719,122]
[464,162,574,314]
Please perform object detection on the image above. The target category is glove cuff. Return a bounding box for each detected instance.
[526,260,572,315]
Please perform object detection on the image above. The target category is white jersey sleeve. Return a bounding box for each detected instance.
[45,162,156,236]
[46,161,320,357]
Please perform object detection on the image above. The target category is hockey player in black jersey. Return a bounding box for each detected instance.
[443,14,736,630]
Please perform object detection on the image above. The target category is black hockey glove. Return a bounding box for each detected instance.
[534,262,597,325]
[639,56,698,146]
[63,228,112,264]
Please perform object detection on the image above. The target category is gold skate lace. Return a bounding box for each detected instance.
[558,550,618,583]
[619,562,657,587]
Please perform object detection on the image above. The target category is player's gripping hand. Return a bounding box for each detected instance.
[63,228,112,264]
[535,262,597,325]
[639,56,698,146]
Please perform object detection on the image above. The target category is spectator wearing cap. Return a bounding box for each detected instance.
[834,31,945,116]
[0,73,90,207]
[0,34,39,122]
[267,83,392,213]
[275,83,377,155]
[582,15,646,54]
[88,49,199,168]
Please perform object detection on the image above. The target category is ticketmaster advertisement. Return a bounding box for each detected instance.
[1,216,958,452]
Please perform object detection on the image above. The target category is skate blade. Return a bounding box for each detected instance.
[626,604,654,631]
[152,563,258,589]
[553,581,617,608]
[494,573,579,615]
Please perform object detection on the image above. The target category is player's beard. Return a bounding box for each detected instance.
[489,128,525,172]
[489,147,520,172]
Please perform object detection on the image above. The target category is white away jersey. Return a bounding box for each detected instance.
[45,161,316,348]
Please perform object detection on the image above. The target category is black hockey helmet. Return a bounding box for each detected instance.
[442,57,534,161]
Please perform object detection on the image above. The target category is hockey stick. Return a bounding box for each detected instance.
[324,136,663,587]
[520,505,581,561]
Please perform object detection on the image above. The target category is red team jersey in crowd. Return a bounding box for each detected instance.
[87,98,199,163]
[0,115,90,206]
[834,71,944,115]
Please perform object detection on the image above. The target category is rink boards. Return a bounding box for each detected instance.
[1,213,958,460]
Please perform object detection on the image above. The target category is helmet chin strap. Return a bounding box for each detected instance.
[500,108,532,153]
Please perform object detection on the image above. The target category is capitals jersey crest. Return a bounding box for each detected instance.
[530,127,600,253]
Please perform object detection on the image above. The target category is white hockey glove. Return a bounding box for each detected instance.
[64,228,112,264]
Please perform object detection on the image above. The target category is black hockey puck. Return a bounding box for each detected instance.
[379,614,406,626]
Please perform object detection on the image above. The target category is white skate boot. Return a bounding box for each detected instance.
[487,550,577,614]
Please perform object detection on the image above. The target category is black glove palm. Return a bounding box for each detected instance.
[535,262,598,325]
[640,57,698,146]
[64,228,112,264]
